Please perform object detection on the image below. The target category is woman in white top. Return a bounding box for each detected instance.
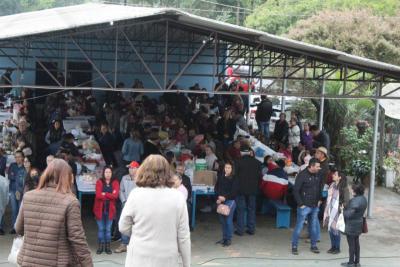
[119,155,191,267]
[288,118,301,148]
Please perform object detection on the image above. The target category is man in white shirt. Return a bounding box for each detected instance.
[114,161,139,253]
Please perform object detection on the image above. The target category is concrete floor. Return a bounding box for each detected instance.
[1,187,400,267]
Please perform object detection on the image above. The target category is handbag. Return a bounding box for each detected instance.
[8,236,23,265]
[336,213,346,233]
[217,204,231,216]
[362,217,368,234]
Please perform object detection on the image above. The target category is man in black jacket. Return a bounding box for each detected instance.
[234,147,262,236]
[255,96,273,142]
[291,158,323,255]
[273,113,289,145]
[310,125,330,152]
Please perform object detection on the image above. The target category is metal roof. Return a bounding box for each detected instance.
[1,3,400,79]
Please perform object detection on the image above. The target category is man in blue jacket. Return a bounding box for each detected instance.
[291,158,323,255]
[8,150,26,234]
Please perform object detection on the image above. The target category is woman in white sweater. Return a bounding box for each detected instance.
[119,155,191,267]
[288,118,301,148]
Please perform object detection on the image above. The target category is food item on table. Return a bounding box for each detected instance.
[80,173,97,184]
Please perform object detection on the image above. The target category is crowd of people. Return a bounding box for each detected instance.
[0,77,368,267]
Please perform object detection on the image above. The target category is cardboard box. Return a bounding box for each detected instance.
[193,170,217,186]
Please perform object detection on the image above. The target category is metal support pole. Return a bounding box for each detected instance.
[212,33,217,93]
[164,21,168,89]
[166,34,212,91]
[367,81,382,218]
[16,44,62,87]
[64,38,68,87]
[114,28,118,88]
[319,80,325,130]
[71,37,113,88]
[122,31,163,90]
[281,78,287,112]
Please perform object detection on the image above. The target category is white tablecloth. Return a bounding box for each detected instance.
[0,111,12,124]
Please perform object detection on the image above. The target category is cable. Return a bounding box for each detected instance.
[199,0,254,11]
[196,255,400,265]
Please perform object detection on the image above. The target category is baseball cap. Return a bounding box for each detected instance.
[127,161,140,168]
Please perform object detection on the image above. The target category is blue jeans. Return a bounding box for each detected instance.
[218,200,236,241]
[9,191,21,229]
[96,213,113,243]
[236,195,256,234]
[292,206,319,248]
[121,234,130,245]
[258,121,270,141]
[329,230,341,250]
[307,213,321,241]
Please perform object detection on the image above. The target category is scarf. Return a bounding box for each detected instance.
[324,183,340,234]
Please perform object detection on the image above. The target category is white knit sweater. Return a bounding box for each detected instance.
[119,187,191,267]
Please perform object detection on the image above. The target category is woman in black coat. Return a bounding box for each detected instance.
[341,183,367,267]
[214,161,239,247]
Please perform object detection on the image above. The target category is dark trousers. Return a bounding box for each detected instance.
[236,195,256,234]
[112,200,122,239]
[346,235,360,264]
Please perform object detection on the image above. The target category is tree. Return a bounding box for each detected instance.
[285,9,400,165]
[245,0,400,34]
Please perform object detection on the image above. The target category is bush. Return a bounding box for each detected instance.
[339,126,373,176]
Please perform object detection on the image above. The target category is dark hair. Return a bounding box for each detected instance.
[14,150,25,157]
[224,161,235,177]
[63,133,75,141]
[352,183,365,196]
[310,125,319,132]
[165,151,175,164]
[276,159,286,169]
[330,166,348,203]
[263,155,272,164]
[308,158,320,167]
[101,166,115,184]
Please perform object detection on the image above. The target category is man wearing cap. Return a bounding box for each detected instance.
[114,161,139,253]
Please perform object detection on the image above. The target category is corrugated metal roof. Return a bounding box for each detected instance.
[0,3,400,78]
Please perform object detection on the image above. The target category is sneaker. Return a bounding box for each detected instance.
[310,246,320,254]
[114,244,127,253]
[327,248,335,254]
[9,229,16,235]
[0,229,5,235]
[215,239,224,245]
[331,248,341,254]
[223,239,231,247]
[245,230,255,235]
[292,247,299,255]
[341,263,355,267]
[234,230,243,236]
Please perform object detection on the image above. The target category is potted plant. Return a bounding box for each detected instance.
[383,156,398,188]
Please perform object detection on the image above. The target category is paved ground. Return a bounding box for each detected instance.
[1,187,399,267]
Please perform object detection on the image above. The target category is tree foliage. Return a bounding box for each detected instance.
[245,0,400,35]
[287,9,400,65]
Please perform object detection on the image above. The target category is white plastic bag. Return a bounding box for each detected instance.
[337,213,346,233]
[8,236,23,265]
